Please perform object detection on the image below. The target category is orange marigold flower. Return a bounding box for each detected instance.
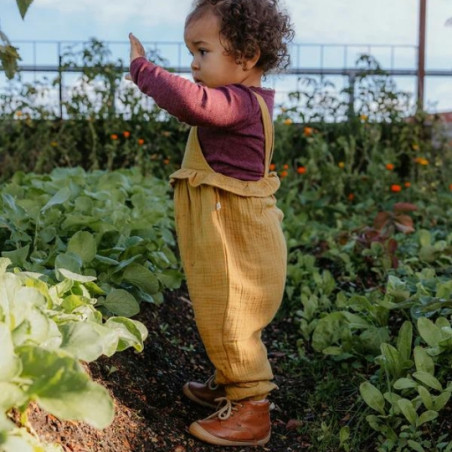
[449,183,452,191]
[338,161,345,169]
[386,163,394,171]
[297,166,306,174]
[391,184,402,192]
[414,157,429,165]
[137,138,145,145]
[269,163,276,171]
[280,170,288,178]
[110,134,118,140]
[283,118,293,126]
[123,131,130,138]
[404,182,411,188]
[303,127,313,137]
[163,158,170,165]
[348,193,355,201]
[283,164,289,170]
[360,114,368,121]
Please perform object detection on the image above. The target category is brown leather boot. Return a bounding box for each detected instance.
[189,398,271,446]
[183,375,226,409]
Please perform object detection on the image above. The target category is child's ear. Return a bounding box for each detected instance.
[242,48,261,71]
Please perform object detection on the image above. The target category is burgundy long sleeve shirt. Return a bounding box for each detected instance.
[130,57,274,181]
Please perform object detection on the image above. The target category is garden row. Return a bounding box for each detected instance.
[0,168,182,450]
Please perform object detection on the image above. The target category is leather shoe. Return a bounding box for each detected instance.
[183,375,226,409]
[189,398,271,446]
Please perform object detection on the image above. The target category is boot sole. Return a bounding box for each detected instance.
[182,383,218,409]
[189,422,271,447]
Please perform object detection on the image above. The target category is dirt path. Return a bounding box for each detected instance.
[24,290,308,451]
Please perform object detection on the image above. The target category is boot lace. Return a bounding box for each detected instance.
[205,374,219,391]
[207,397,242,420]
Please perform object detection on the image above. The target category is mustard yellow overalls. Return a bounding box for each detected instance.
[170,92,287,401]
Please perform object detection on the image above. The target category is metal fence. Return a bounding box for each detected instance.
[2,39,452,115]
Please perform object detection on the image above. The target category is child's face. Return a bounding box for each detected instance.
[184,10,262,88]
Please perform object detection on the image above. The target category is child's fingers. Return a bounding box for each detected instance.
[124,73,132,81]
[129,33,146,59]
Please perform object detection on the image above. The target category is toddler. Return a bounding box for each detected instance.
[128,0,293,446]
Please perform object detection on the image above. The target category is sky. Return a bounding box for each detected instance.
[1,0,452,112]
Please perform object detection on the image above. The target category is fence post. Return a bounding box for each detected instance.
[58,55,63,118]
[348,72,356,118]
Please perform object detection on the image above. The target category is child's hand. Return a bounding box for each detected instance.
[126,33,146,81]
[129,33,146,61]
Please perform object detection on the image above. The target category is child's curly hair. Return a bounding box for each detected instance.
[186,0,294,73]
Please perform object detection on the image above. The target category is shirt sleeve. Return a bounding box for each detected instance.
[130,57,259,129]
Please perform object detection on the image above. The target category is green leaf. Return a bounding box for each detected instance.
[60,321,119,362]
[16,0,34,19]
[67,231,97,264]
[397,398,417,425]
[122,262,159,295]
[414,346,435,374]
[365,415,397,437]
[0,382,26,411]
[1,245,30,268]
[418,386,434,410]
[433,391,451,411]
[0,44,21,79]
[396,321,413,361]
[322,346,344,356]
[360,382,385,415]
[0,257,12,274]
[416,410,438,427]
[41,187,71,213]
[384,392,402,414]
[387,276,410,302]
[58,268,97,283]
[394,378,418,390]
[380,343,402,378]
[39,380,114,430]
[103,289,140,317]
[407,440,425,452]
[55,252,83,279]
[0,324,22,382]
[437,281,452,299]
[312,312,346,352]
[359,327,390,354]
[413,371,442,391]
[339,426,350,445]
[418,229,431,247]
[341,311,371,329]
[417,317,442,347]
[19,346,114,429]
[105,317,147,352]
[156,269,183,290]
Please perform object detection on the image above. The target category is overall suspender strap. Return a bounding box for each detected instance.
[251,91,275,177]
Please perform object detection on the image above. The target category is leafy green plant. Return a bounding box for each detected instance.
[0,256,148,450]
[360,318,452,451]
[0,167,183,310]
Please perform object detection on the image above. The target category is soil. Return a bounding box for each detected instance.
[22,288,310,452]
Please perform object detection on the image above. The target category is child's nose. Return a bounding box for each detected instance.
[191,57,200,70]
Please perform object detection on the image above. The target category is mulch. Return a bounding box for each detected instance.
[22,289,311,451]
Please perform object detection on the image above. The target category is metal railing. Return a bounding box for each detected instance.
[2,39,452,115]
[6,39,421,73]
